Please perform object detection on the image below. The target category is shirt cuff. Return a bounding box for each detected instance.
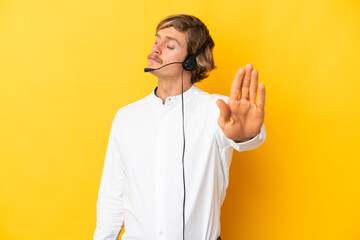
[230,125,266,152]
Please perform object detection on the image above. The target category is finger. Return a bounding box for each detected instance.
[229,68,245,100]
[256,82,266,110]
[249,69,258,104]
[240,63,253,100]
[216,99,231,127]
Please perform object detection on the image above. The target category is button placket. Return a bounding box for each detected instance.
[155,108,167,239]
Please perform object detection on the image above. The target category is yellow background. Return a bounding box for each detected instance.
[1,0,359,239]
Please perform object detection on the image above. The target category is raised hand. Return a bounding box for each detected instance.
[216,63,265,142]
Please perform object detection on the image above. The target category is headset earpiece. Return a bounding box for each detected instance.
[182,55,197,71]
[182,37,210,71]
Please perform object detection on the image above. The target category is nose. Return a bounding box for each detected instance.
[151,43,162,55]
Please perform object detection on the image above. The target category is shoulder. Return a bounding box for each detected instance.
[194,86,229,105]
[113,93,153,121]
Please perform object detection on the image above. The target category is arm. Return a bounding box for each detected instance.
[94,112,125,240]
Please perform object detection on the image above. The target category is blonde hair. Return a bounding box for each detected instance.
[156,14,216,83]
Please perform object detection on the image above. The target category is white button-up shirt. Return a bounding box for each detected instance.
[94,85,266,240]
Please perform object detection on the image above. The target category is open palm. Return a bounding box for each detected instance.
[216,63,266,142]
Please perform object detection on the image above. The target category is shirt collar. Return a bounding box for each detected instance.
[151,84,198,105]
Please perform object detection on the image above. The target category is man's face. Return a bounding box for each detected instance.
[147,27,188,78]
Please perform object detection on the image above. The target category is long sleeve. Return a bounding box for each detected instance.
[94,112,125,240]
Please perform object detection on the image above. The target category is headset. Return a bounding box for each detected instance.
[144,36,210,240]
[144,36,210,72]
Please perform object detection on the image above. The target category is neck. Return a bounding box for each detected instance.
[155,73,192,104]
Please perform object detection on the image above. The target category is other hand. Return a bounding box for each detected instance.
[216,63,265,142]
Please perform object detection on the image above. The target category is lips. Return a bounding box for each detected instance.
[149,58,160,63]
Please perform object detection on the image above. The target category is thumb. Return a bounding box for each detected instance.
[216,99,231,127]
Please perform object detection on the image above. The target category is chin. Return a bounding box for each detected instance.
[147,60,161,68]
[147,62,157,67]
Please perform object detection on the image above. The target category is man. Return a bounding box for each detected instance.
[94,14,266,240]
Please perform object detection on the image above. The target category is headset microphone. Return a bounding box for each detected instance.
[144,61,183,72]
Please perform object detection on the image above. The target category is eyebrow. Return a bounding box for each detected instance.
[155,33,181,46]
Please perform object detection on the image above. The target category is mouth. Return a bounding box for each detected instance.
[147,55,162,64]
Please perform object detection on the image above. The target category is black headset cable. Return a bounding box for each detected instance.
[181,68,186,240]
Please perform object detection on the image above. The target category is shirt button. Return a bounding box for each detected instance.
[159,230,163,235]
